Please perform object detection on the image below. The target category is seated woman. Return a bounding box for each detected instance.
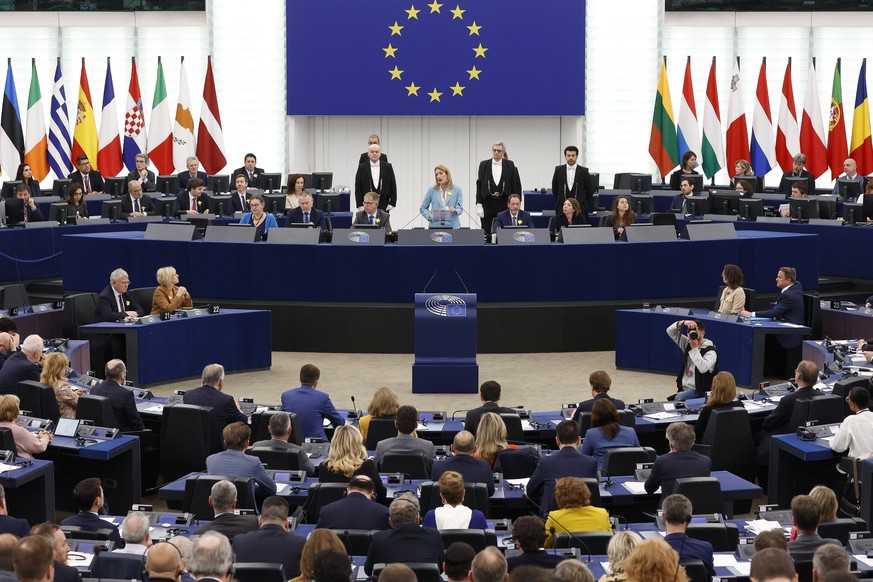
[789,485,839,541]
[422,470,488,530]
[550,198,587,239]
[694,371,745,440]
[624,539,688,582]
[285,173,306,211]
[735,179,755,198]
[598,530,643,582]
[0,394,50,458]
[291,528,346,582]
[65,182,88,220]
[239,193,278,241]
[603,196,635,241]
[358,386,400,441]
[318,424,387,501]
[474,411,516,468]
[544,477,611,548]
[731,159,755,188]
[419,165,463,228]
[668,151,699,191]
[40,352,81,419]
[718,263,746,314]
[15,163,41,199]
[151,266,193,315]
[581,399,639,469]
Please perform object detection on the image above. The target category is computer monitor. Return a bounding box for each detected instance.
[835,178,862,200]
[734,175,765,193]
[788,198,819,220]
[155,175,178,195]
[708,191,742,215]
[52,179,72,198]
[737,198,764,221]
[780,175,809,196]
[104,177,126,197]
[311,172,333,191]
[152,196,178,220]
[317,193,340,213]
[259,173,282,193]
[628,194,652,215]
[263,194,285,215]
[685,196,710,217]
[863,194,873,221]
[680,174,704,193]
[101,200,123,221]
[817,197,837,220]
[1,181,22,199]
[206,174,229,194]
[4,198,24,226]
[207,195,232,217]
[628,174,652,194]
[48,202,72,225]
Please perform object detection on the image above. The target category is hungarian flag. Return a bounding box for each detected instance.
[24,59,48,182]
[147,57,173,176]
[701,57,725,180]
[677,56,700,167]
[850,59,873,176]
[750,58,776,176]
[726,58,750,171]
[172,59,195,173]
[800,60,827,178]
[826,59,848,180]
[71,59,98,169]
[648,57,678,179]
[48,60,72,180]
[196,56,227,175]
[97,58,122,178]
[122,57,146,172]
[775,59,800,173]
[0,59,24,178]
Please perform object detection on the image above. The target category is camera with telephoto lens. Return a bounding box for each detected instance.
[689,330,699,340]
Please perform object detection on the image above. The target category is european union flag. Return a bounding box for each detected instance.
[287,0,585,116]
[447,303,466,317]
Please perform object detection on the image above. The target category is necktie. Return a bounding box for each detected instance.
[304,212,310,223]
[511,214,517,223]
[240,194,246,210]
[83,174,91,193]
[369,214,375,225]
[191,197,197,211]
[248,172,253,183]
[117,294,124,313]
[134,199,141,214]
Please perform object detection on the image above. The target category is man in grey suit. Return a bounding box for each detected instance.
[787,495,842,560]
[193,480,260,541]
[374,405,435,471]
[249,412,316,476]
[206,422,276,497]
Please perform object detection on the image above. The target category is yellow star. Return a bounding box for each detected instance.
[473,43,488,58]
[405,5,420,19]
[389,21,404,36]
[466,65,482,80]
[450,4,465,19]
[450,82,465,96]
[389,66,404,80]
[428,88,443,102]
[382,44,398,58]
[427,0,443,13]
[466,21,482,36]
[405,82,420,96]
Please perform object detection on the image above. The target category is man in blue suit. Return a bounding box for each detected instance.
[0,485,29,537]
[280,364,345,440]
[176,156,208,192]
[60,477,122,545]
[206,422,276,497]
[183,364,247,437]
[286,193,328,232]
[232,496,306,579]
[90,360,145,432]
[0,334,42,395]
[662,494,715,578]
[491,193,532,234]
[315,476,390,531]
[431,431,495,495]
[644,422,711,503]
[526,420,597,509]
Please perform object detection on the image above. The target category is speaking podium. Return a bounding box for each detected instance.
[412,293,478,393]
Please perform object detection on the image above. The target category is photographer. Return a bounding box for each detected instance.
[666,320,717,401]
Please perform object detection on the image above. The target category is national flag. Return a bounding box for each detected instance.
[172,58,195,173]
[24,59,48,182]
[97,58,122,177]
[775,58,800,173]
[196,56,227,175]
[122,57,146,172]
[0,59,24,179]
[826,59,848,180]
[648,57,678,179]
[71,59,98,170]
[750,58,777,176]
[701,57,725,180]
[800,60,827,178]
[677,56,701,167]
[850,59,873,176]
[147,57,173,176]
[726,58,751,171]
[48,60,71,179]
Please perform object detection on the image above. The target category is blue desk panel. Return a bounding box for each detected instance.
[769,433,838,508]
[820,305,873,340]
[0,458,54,525]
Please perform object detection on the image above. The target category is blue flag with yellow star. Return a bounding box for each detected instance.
[286,0,585,115]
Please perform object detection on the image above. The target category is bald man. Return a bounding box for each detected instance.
[145,542,182,581]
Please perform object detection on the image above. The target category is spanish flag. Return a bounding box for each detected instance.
[71,58,98,169]
[649,57,679,179]
[850,59,873,176]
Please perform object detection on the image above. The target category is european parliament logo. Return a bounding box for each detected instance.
[430,231,453,243]
[425,294,467,317]
[512,231,537,243]
[347,231,371,243]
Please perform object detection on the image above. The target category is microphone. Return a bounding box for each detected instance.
[266,178,273,193]
[396,212,423,231]
[350,396,359,420]
[450,409,470,421]
[422,271,439,293]
[452,269,469,294]
[599,469,615,488]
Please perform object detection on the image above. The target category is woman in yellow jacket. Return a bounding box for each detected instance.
[544,477,611,548]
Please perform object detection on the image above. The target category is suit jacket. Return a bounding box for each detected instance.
[0,514,29,537]
[316,491,391,531]
[0,351,41,394]
[779,170,815,196]
[431,454,495,495]
[95,284,145,321]
[61,511,122,545]
[492,209,532,233]
[664,532,715,577]
[476,159,522,208]
[668,168,701,191]
[286,206,328,230]
[23,204,44,223]
[54,561,81,582]
[756,282,805,348]
[232,166,265,187]
[126,169,157,192]
[232,524,306,579]
[229,191,251,213]
[574,393,626,415]
[183,385,247,434]
[90,380,145,431]
[353,209,393,232]
[358,152,388,165]
[175,191,211,213]
[506,550,566,573]
[176,170,208,192]
[464,402,518,436]
[120,194,155,217]
[526,446,598,505]
[249,438,316,476]
[551,164,595,214]
[205,449,277,496]
[374,433,436,470]
[644,450,712,502]
[364,523,444,575]
[761,385,818,434]
[354,161,397,209]
[193,512,259,541]
[280,385,344,440]
[68,170,105,193]
[787,533,842,560]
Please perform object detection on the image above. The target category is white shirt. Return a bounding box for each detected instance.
[491,160,502,187]
[370,163,381,190]
[831,409,873,459]
[566,164,576,191]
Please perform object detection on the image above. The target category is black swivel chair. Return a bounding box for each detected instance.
[232,563,287,582]
[380,452,429,479]
[303,482,348,523]
[90,551,146,580]
[499,413,525,443]
[554,531,614,554]
[419,481,490,515]
[686,522,740,552]
[714,285,757,311]
[672,477,726,517]
[128,287,156,311]
[602,447,657,476]
[679,559,708,582]
[59,525,117,541]
[831,377,871,418]
[578,410,635,433]
[76,394,118,428]
[440,529,498,553]
[182,475,257,521]
[331,529,373,556]
[249,409,304,446]
[247,446,301,471]
[62,292,98,340]
[17,380,52,419]
[365,418,398,450]
[372,563,441,582]
[788,395,847,430]
[701,408,756,485]
[493,447,539,479]
[0,284,29,310]
[160,403,220,482]
[0,428,16,455]
[817,517,867,545]
[803,293,822,339]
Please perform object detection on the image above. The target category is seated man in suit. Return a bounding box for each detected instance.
[315,475,390,531]
[249,411,316,476]
[491,193,531,233]
[29,523,81,582]
[0,485,29,537]
[374,405,436,471]
[574,370,626,416]
[113,511,152,555]
[662,494,715,578]
[742,267,805,377]
[431,430,494,495]
[206,422,276,497]
[144,541,182,582]
[353,192,393,231]
[193,479,260,540]
[506,515,565,572]
[68,154,104,194]
[280,364,344,441]
[177,156,208,193]
[671,177,698,214]
[464,380,518,436]
[526,420,597,508]
[126,153,157,192]
[90,360,145,432]
[183,364,247,435]
[12,536,55,582]
[95,268,145,322]
[232,496,306,579]
[15,183,44,223]
[60,477,122,545]
[644,422,711,503]
[364,492,444,576]
[229,174,251,213]
[120,180,155,218]
[787,494,842,560]
[286,192,328,232]
[0,334,42,395]
[176,178,210,215]
[232,153,265,189]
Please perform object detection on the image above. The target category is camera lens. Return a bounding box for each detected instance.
[689,330,699,340]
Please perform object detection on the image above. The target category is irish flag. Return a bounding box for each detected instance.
[24,59,48,181]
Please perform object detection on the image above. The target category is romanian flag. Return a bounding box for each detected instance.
[850,59,873,176]
[649,57,678,179]
[71,59,98,169]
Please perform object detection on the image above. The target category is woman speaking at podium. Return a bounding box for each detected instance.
[151,266,193,314]
[420,165,463,229]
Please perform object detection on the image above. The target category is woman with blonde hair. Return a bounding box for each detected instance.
[693,371,745,440]
[474,412,514,467]
[150,266,193,314]
[318,424,386,500]
[40,352,82,419]
[809,485,838,522]
[358,386,400,440]
[422,470,488,530]
[420,165,464,228]
[290,528,346,582]
[624,539,688,582]
[544,477,611,547]
[0,394,50,458]
[598,530,643,582]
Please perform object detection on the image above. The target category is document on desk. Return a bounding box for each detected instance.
[141,404,164,413]
[623,481,658,494]
[729,562,752,576]
[853,554,873,568]
[521,420,540,431]
[744,519,785,534]
[714,554,740,568]
[276,483,291,495]
[505,478,530,489]
[644,412,680,420]
[0,463,18,472]
[742,400,769,410]
[419,422,445,432]
[67,552,94,569]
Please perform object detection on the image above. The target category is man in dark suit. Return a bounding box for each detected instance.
[280,364,345,440]
[644,422,711,503]
[431,431,494,495]
[464,380,518,436]
[476,142,522,235]
[95,268,145,322]
[183,364,247,436]
[551,146,595,215]
[0,334,42,394]
[743,266,806,377]
[193,480,260,541]
[28,523,81,582]
[374,405,436,471]
[354,144,397,210]
[526,420,597,508]
[90,359,145,432]
[353,192,393,231]
[68,154,105,194]
[15,184,44,223]
[12,536,56,582]
[176,156,208,193]
[506,516,564,572]
[787,494,842,560]
[176,178,210,215]
[358,134,388,165]
[662,494,715,578]
[0,485,28,537]
[316,476,390,531]
[125,153,157,192]
[778,153,816,196]
[120,180,155,218]
[286,192,328,232]
[574,370,626,416]
[249,411,315,476]
[229,174,251,213]
[144,542,182,582]
[491,194,532,234]
[60,477,122,545]
[232,153,265,188]
[206,422,276,497]
[232,496,306,579]
[189,531,235,581]
[364,493,444,576]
